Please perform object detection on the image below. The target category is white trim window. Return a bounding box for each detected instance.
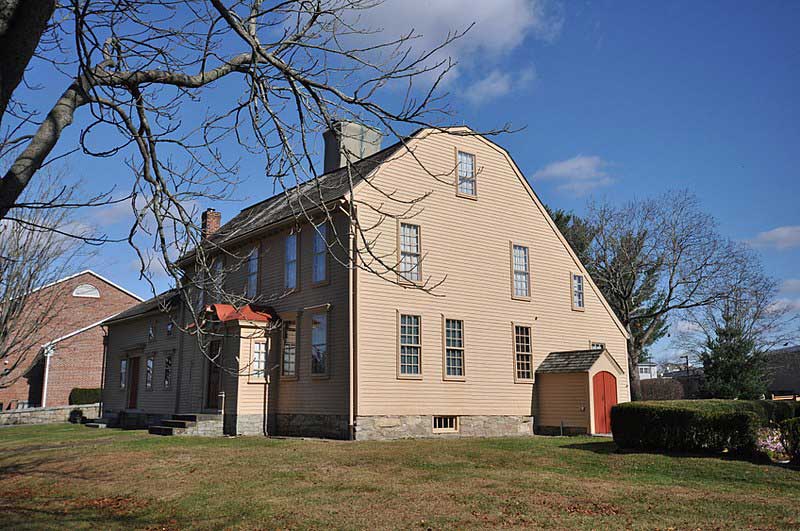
[164,354,172,388]
[457,151,476,196]
[282,321,297,377]
[285,233,297,290]
[399,223,421,282]
[252,341,267,381]
[311,313,328,375]
[120,359,128,389]
[514,325,533,381]
[145,355,154,389]
[591,342,605,351]
[399,314,421,376]
[245,247,259,298]
[444,319,465,378]
[512,244,530,298]
[312,225,327,283]
[572,274,585,309]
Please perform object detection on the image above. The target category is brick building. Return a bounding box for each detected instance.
[0,271,141,410]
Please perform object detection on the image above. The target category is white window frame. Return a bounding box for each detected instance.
[442,317,465,381]
[311,311,329,377]
[285,232,298,291]
[433,415,459,433]
[590,341,605,351]
[398,222,422,283]
[398,312,422,379]
[456,150,477,198]
[281,321,297,379]
[513,324,533,383]
[312,224,328,285]
[249,340,268,383]
[511,243,530,300]
[571,273,585,311]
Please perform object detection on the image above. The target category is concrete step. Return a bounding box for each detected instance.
[85,422,107,429]
[161,419,195,429]
[148,425,186,436]
[173,413,221,422]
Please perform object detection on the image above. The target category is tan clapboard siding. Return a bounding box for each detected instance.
[353,131,629,417]
[104,314,180,414]
[235,327,269,416]
[535,373,590,429]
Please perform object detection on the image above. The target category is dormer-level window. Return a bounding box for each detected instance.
[399,223,421,282]
[285,232,297,290]
[457,151,476,197]
[572,273,585,310]
[312,224,327,284]
[72,284,100,298]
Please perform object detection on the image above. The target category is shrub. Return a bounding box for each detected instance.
[641,378,684,400]
[780,418,800,465]
[68,388,101,405]
[611,401,760,456]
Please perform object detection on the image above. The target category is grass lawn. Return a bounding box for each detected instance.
[0,425,798,530]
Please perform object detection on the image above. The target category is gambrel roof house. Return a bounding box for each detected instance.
[101,123,630,439]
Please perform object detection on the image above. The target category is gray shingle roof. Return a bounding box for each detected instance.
[183,134,413,259]
[536,349,605,373]
[104,289,180,324]
[766,345,800,395]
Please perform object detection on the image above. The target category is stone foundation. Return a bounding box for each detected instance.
[354,415,534,440]
[0,403,100,426]
[226,414,267,436]
[275,413,349,439]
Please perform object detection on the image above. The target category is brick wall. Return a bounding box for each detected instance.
[0,272,141,409]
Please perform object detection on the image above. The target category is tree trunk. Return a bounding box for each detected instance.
[627,337,642,401]
[0,0,55,127]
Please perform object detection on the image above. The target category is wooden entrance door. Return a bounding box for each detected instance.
[592,371,617,434]
[205,341,222,410]
[127,357,140,409]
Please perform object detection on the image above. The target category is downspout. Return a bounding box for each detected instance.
[99,329,108,417]
[348,205,357,440]
[41,345,54,408]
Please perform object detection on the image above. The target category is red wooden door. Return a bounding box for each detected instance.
[592,371,618,434]
[127,357,140,409]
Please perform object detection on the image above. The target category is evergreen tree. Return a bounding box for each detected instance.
[699,321,768,399]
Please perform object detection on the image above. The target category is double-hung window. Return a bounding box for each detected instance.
[312,225,327,283]
[572,273,585,310]
[399,314,421,377]
[457,151,476,197]
[285,232,297,290]
[244,247,259,298]
[164,354,172,388]
[514,325,533,382]
[282,321,297,378]
[399,223,421,282]
[444,319,465,379]
[512,244,530,299]
[251,341,267,381]
[145,355,154,389]
[120,359,128,389]
[311,313,328,376]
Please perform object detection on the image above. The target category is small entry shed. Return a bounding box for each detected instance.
[535,348,625,435]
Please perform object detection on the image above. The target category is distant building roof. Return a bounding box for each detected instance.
[766,345,800,395]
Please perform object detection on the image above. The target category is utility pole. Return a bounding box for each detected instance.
[681,355,690,377]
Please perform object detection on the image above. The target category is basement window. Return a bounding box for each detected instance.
[432,415,459,434]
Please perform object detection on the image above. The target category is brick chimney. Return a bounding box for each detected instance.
[323,121,382,173]
[201,208,221,237]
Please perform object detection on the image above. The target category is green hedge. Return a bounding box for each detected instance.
[611,401,765,456]
[68,388,101,405]
[781,418,800,465]
[620,399,799,426]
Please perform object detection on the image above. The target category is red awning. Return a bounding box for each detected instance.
[206,303,275,323]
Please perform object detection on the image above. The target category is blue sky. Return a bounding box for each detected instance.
[12,1,800,361]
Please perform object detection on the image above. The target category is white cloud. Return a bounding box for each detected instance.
[462,68,536,105]
[781,279,800,294]
[532,155,614,194]
[94,200,134,225]
[748,226,800,250]
[770,297,800,313]
[674,320,703,334]
[350,0,562,101]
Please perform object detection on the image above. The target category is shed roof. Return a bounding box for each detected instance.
[536,349,607,374]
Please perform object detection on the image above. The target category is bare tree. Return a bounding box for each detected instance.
[0,1,511,376]
[0,172,95,391]
[585,191,736,400]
